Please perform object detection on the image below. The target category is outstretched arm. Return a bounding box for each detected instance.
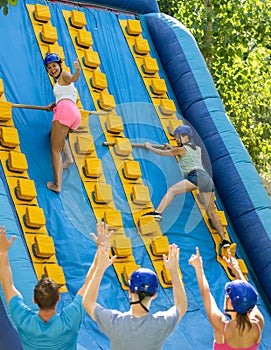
[163,244,187,320]
[189,247,224,329]
[82,223,117,320]
[62,59,81,83]
[145,142,185,157]
[77,222,112,297]
[0,226,21,305]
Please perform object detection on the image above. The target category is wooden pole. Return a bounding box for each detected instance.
[103,141,167,150]
[86,110,111,115]
[11,103,111,115]
[12,103,48,111]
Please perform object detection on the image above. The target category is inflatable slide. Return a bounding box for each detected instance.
[0,0,271,349]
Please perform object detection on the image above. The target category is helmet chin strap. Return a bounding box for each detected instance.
[130,294,149,313]
[224,308,236,318]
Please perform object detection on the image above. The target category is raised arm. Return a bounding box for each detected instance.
[82,223,117,320]
[77,222,112,297]
[0,226,21,305]
[62,59,81,83]
[189,247,224,329]
[145,142,185,157]
[163,244,187,320]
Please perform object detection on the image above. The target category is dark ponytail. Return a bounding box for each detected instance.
[236,313,252,335]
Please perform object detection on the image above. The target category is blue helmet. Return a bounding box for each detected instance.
[174,125,193,138]
[129,268,158,296]
[225,280,258,314]
[44,53,61,66]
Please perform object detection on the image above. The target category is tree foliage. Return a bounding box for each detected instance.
[158,0,271,178]
[0,0,17,15]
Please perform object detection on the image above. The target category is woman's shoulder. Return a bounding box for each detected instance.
[184,143,199,151]
[58,70,73,85]
[250,318,263,331]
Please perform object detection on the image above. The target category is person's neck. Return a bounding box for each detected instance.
[38,308,56,322]
[130,304,149,318]
[129,295,151,318]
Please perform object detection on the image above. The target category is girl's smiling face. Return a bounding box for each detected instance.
[46,62,61,78]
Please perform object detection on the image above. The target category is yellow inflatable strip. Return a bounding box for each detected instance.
[100,117,183,286]
[119,19,248,280]
[62,9,116,113]
[0,82,67,292]
[0,98,14,127]
[62,9,178,288]
[27,4,69,72]
[193,190,248,280]
[119,19,181,144]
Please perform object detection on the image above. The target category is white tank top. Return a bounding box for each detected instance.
[53,81,77,104]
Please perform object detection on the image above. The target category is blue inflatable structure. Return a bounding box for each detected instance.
[0,0,270,349]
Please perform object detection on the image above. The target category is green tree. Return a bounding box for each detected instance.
[158,0,271,179]
[0,0,18,15]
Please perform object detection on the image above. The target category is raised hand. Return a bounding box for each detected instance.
[0,226,16,254]
[74,59,80,70]
[90,222,112,248]
[163,244,180,272]
[223,248,245,280]
[96,244,117,272]
[188,247,203,270]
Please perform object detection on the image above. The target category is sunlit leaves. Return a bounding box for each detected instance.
[0,0,18,15]
[159,0,271,175]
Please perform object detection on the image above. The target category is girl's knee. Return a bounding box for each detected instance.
[167,187,178,197]
[51,146,63,153]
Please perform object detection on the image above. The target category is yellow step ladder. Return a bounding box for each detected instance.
[119,18,248,280]
[0,79,67,291]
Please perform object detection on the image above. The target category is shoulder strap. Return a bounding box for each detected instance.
[222,321,228,344]
[251,320,261,343]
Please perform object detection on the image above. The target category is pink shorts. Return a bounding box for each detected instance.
[53,99,81,130]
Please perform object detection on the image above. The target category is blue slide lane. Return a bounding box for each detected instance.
[0,1,270,349]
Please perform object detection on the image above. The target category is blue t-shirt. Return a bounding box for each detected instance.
[94,305,179,350]
[9,294,85,350]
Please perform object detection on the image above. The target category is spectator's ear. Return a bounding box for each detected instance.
[152,293,157,301]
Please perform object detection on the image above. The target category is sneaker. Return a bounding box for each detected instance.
[142,211,162,222]
[221,239,231,248]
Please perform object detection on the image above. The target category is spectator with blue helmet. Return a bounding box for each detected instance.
[83,223,187,350]
[189,247,264,349]
[43,53,81,192]
[143,124,231,249]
